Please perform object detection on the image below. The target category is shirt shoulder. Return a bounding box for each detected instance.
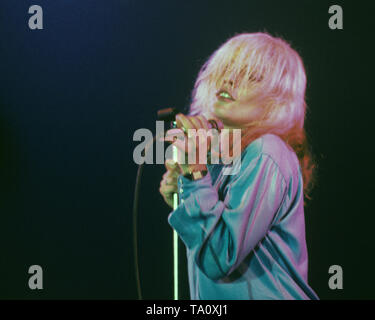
[242,133,300,183]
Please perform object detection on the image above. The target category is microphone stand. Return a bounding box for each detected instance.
[172,120,179,301]
[157,108,222,300]
[157,108,180,300]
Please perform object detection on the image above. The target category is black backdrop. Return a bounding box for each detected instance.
[0,0,373,299]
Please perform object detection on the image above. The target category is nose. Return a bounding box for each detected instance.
[223,79,234,86]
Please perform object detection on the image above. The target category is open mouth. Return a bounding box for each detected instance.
[216,90,235,102]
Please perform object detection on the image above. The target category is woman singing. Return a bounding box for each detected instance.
[159,32,319,300]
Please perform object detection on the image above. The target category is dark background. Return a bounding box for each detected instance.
[0,0,373,299]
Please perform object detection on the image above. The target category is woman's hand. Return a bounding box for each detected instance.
[159,159,181,208]
[164,114,211,176]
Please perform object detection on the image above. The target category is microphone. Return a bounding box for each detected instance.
[157,107,178,123]
[157,107,223,132]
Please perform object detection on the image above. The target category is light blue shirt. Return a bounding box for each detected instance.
[168,133,319,300]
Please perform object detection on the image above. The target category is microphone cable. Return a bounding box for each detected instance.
[132,160,144,300]
[132,135,157,300]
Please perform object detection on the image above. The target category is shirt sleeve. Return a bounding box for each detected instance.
[168,150,288,280]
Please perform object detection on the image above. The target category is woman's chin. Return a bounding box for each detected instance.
[213,114,238,128]
[213,105,229,120]
[213,105,244,128]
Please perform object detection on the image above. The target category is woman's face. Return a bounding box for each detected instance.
[212,80,263,129]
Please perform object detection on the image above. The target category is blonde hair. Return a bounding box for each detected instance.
[190,32,316,201]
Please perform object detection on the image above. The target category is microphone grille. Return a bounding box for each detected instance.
[157,108,178,122]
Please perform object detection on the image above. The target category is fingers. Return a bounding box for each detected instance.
[160,173,178,194]
[176,114,195,131]
[160,158,182,208]
[166,176,177,185]
[176,114,210,131]
[160,180,177,192]
[189,116,204,131]
[196,115,210,130]
[159,184,177,196]
[165,159,179,172]
[169,114,212,140]
[164,128,185,143]
[169,137,195,155]
[162,170,179,182]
